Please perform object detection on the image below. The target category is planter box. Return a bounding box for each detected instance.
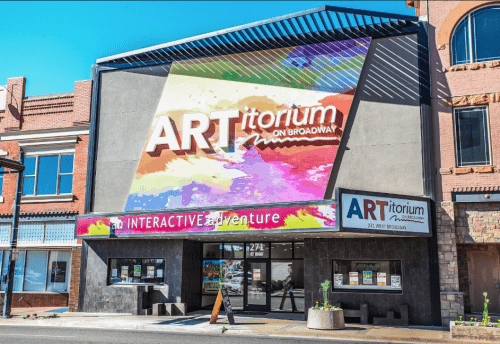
[307,309,345,330]
[451,322,500,342]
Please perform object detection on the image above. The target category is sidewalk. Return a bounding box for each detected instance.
[0,307,490,344]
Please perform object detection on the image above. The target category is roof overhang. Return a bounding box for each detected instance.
[96,5,419,69]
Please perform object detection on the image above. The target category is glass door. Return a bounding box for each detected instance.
[245,260,269,311]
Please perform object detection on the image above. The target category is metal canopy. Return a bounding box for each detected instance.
[96,5,419,69]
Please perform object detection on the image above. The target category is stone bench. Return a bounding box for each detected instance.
[373,305,409,326]
[153,303,187,316]
[333,302,368,324]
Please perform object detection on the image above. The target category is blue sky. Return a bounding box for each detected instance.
[0,1,415,96]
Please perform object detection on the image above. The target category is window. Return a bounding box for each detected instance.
[333,259,402,293]
[451,6,500,65]
[454,107,491,167]
[108,258,165,285]
[23,154,74,196]
[0,249,71,292]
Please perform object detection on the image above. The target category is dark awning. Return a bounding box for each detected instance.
[96,5,419,69]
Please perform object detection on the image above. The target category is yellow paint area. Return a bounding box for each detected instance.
[87,220,111,236]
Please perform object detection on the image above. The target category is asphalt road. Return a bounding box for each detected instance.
[0,326,412,344]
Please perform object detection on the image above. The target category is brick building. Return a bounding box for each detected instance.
[407,0,500,325]
[0,76,91,311]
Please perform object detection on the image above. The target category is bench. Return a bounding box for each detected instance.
[333,302,368,324]
[153,303,187,316]
[373,305,409,326]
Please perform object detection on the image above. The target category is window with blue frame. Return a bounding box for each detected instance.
[22,154,74,196]
[451,6,500,65]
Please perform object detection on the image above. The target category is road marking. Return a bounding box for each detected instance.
[1,334,76,338]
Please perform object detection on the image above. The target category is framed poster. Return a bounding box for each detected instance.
[147,266,155,278]
[50,261,67,283]
[334,274,343,286]
[121,266,128,279]
[349,272,358,285]
[377,272,387,286]
[391,275,401,288]
[111,268,118,278]
[363,271,372,285]
[134,265,141,277]
[157,269,163,278]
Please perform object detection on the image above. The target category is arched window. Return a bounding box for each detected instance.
[451,6,500,65]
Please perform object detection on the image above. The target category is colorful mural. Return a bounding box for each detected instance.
[76,203,336,238]
[125,38,371,211]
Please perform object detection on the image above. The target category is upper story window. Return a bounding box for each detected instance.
[22,154,74,196]
[454,107,491,167]
[451,6,500,65]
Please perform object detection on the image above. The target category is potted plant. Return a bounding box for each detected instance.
[307,280,345,330]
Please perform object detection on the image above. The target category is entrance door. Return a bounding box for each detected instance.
[470,251,500,314]
[245,260,270,311]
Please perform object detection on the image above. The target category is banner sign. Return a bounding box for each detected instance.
[337,188,430,235]
[125,38,371,211]
[76,203,336,238]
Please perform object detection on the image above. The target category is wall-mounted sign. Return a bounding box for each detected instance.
[248,243,265,257]
[336,188,431,236]
[124,38,371,212]
[76,203,336,238]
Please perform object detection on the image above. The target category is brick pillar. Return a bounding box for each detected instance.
[72,80,92,126]
[4,77,26,131]
[436,201,464,326]
[68,246,82,312]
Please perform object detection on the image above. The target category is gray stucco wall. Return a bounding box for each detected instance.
[80,239,201,313]
[328,33,424,197]
[304,237,434,325]
[91,34,425,214]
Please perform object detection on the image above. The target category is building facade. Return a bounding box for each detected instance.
[407,0,500,326]
[0,76,91,311]
[76,6,442,325]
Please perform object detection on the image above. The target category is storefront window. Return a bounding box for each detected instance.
[203,243,222,259]
[271,243,292,258]
[46,251,71,292]
[108,258,165,285]
[13,250,26,291]
[0,249,71,293]
[333,260,402,292]
[223,243,244,258]
[24,250,49,291]
[246,242,269,258]
[0,250,8,291]
[294,242,304,258]
[271,260,304,312]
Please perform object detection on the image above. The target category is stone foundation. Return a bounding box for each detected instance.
[440,291,464,326]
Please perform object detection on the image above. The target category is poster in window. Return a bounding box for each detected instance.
[377,272,387,286]
[362,271,372,285]
[50,261,67,283]
[147,266,155,278]
[157,269,163,278]
[202,260,222,293]
[391,275,401,288]
[349,272,358,285]
[121,266,128,278]
[111,268,118,278]
[134,265,141,277]
[334,274,343,286]
[253,269,261,281]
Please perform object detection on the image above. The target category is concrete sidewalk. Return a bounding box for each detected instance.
[0,307,488,344]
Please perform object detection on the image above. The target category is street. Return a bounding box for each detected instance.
[0,326,418,344]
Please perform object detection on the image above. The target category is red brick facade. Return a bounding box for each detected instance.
[408,0,500,325]
[0,76,91,310]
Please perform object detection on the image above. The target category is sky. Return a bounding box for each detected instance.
[0,1,416,96]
